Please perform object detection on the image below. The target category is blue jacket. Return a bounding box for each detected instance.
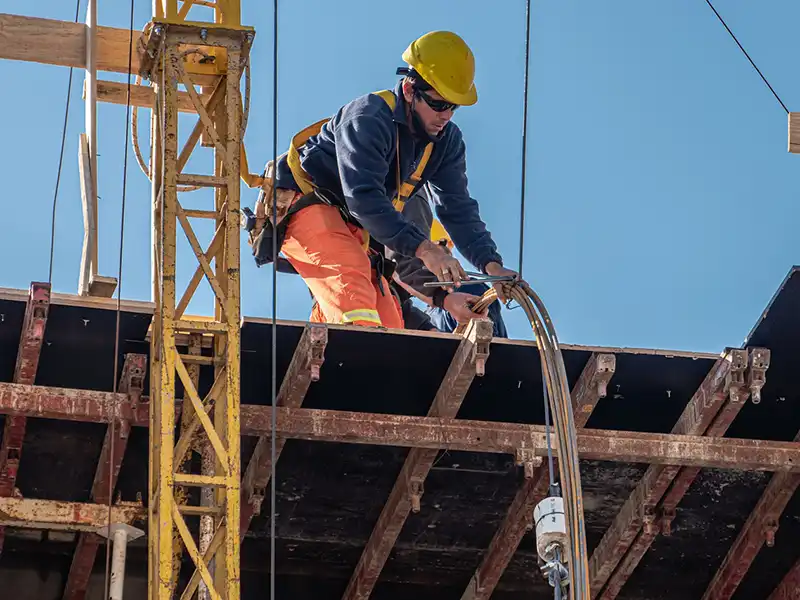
[275,81,503,272]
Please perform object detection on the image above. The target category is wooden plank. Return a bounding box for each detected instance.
[340,318,492,600]
[788,112,800,154]
[0,13,217,84]
[96,80,206,112]
[461,353,616,600]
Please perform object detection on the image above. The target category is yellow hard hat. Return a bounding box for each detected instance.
[402,31,478,106]
[430,218,454,249]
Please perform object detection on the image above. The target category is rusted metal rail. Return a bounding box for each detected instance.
[768,556,800,600]
[0,382,797,471]
[588,348,770,599]
[461,353,616,600]
[341,318,494,600]
[0,282,50,555]
[240,323,327,538]
[62,354,147,600]
[700,428,800,600]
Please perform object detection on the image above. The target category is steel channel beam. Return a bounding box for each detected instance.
[0,497,143,532]
[588,348,752,598]
[596,348,770,600]
[461,353,616,600]
[700,428,800,600]
[767,556,800,600]
[240,323,327,538]
[62,354,147,600]
[0,384,797,470]
[341,318,494,600]
[0,282,50,555]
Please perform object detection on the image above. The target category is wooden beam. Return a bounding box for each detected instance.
[460,353,616,600]
[788,112,800,154]
[700,428,800,600]
[0,13,218,84]
[96,79,208,113]
[588,349,751,598]
[239,324,327,538]
[341,318,494,600]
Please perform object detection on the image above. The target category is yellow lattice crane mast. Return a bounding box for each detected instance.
[138,2,254,599]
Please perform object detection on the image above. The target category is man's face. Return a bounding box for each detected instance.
[402,79,458,137]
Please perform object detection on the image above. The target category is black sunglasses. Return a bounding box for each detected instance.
[415,88,459,113]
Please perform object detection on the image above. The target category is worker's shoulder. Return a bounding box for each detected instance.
[335,90,396,123]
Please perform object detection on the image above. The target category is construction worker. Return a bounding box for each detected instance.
[250,30,521,328]
[387,187,508,337]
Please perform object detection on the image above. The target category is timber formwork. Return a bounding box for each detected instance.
[0,267,798,600]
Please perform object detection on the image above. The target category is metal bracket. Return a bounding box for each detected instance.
[515,448,543,480]
[724,350,749,403]
[643,505,658,536]
[410,481,424,514]
[660,507,676,536]
[747,348,770,405]
[308,324,328,382]
[764,521,779,547]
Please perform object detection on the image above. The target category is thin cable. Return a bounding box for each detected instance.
[517,0,532,277]
[48,0,83,284]
[104,0,135,597]
[270,0,279,598]
[704,0,788,114]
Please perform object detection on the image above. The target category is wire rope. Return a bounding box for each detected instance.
[103,0,136,597]
[48,0,83,284]
[270,0,280,598]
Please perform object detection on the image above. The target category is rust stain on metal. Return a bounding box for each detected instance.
[590,348,767,600]
[341,318,493,600]
[62,353,147,600]
[700,428,800,600]
[240,323,328,538]
[0,282,50,555]
[460,352,616,600]
[767,556,800,600]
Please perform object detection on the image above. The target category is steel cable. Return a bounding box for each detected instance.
[104,0,136,597]
[47,0,83,284]
[270,0,280,598]
[455,284,590,598]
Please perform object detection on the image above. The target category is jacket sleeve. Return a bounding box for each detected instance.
[427,126,503,272]
[334,113,428,257]
[389,193,444,303]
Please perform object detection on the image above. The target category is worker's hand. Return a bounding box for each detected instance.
[484,262,522,303]
[415,239,467,291]
[443,292,486,324]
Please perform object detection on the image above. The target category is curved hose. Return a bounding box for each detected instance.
[131,46,252,193]
[456,283,590,599]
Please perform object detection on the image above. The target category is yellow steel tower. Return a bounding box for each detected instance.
[139,2,254,598]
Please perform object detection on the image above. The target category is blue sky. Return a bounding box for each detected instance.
[1,0,797,352]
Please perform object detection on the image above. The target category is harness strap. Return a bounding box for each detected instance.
[286,89,434,212]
